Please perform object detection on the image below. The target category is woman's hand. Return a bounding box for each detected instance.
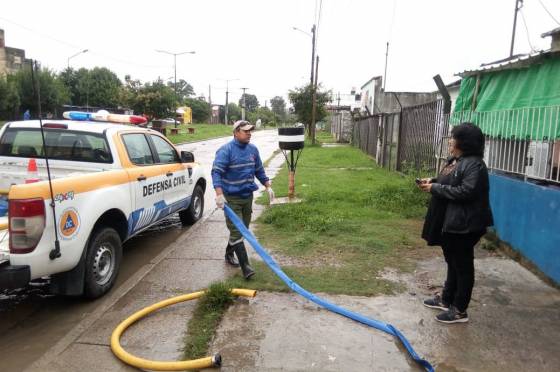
[419,182,432,193]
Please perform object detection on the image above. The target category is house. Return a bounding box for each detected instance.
[0,29,31,75]
[359,76,438,115]
[452,27,560,284]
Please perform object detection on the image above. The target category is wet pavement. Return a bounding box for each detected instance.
[207,251,560,371]
[4,130,559,372]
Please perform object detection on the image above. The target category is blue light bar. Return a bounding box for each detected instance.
[62,111,93,121]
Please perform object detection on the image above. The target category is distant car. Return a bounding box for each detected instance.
[162,118,177,124]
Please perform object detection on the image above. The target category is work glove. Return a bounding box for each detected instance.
[216,194,226,209]
[266,187,275,203]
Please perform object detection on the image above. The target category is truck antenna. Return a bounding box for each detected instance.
[30,60,61,259]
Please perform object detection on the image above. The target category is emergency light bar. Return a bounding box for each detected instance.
[63,110,147,125]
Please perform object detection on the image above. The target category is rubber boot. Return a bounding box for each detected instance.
[225,242,239,267]
[233,242,255,280]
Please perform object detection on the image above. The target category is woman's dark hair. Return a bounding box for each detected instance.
[451,122,485,156]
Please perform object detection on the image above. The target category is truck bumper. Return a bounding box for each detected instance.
[0,263,30,290]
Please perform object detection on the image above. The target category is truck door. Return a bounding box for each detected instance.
[121,133,170,235]
[147,134,193,215]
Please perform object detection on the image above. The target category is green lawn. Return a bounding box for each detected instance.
[227,135,434,296]
[164,123,235,144]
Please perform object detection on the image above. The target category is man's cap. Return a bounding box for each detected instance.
[233,120,255,131]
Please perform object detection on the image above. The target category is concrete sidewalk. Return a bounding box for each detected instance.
[25,203,560,371]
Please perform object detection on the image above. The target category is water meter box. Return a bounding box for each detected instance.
[278,127,305,150]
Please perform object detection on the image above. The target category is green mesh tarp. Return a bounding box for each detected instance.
[453,55,560,140]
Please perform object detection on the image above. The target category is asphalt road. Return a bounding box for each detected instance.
[0,129,280,371]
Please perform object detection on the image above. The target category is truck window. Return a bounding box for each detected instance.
[150,135,179,164]
[0,128,113,163]
[122,133,155,165]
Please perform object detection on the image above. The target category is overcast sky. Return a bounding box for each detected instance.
[1,0,559,106]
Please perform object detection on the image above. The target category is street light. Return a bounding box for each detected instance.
[67,49,88,69]
[292,26,315,85]
[219,78,239,125]
[155,49,196,127]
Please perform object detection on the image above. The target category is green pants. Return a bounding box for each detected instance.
[225,194,253,245]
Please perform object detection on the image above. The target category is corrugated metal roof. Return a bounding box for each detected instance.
[456,50,556,77]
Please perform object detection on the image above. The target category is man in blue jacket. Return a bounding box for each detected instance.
[212,120,274,279]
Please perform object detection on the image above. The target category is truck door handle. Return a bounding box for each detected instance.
[166,172,173,177]
[137,175,147,181]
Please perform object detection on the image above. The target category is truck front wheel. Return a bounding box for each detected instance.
[84,227,122,299]
[179,185,204,226]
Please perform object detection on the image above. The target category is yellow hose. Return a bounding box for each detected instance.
[110,288,257,371]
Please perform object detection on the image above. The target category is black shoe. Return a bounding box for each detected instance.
[225,243,239,267]
[423,294,449,311]
[242,264,255,280]
[435,305,469,324]
[233,242,255,280]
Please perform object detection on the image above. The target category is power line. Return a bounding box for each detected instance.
[520,8,536,52]
[0,16,82,49]
[537,0,560,26]
[0,16,166,70]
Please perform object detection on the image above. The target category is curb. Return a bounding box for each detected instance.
[25,209,219,371]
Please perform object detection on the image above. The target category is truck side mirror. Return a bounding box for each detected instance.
[181,151,194,163]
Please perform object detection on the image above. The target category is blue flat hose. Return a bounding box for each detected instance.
[224,205,434,372]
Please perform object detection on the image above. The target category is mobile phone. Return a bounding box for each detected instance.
[415,178,422,185]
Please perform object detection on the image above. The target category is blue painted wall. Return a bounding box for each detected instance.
[489,174,560,284]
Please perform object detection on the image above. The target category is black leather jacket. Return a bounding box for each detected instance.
[430,155,494,234]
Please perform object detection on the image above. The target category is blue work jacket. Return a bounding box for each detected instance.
[212,139,269,198]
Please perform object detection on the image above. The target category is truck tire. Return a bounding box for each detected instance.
[84,227,122,299]
[179,185,204,226]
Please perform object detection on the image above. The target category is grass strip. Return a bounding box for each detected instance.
[250,133,434,297]
[182,282,234,360]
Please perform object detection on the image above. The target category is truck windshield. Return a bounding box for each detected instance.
[0,128,113,163]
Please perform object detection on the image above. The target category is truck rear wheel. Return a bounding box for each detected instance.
[84,227,122,299]
[179,185,204,226]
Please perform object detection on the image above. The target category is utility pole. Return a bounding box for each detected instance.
[241,87,249,120]
[383,42,389,90]
[221,78,239,125]
[510,0,523,57]
[208,84,212,105]
[310,25,316,85]
[310,55,319,145]
[225,89,229,125]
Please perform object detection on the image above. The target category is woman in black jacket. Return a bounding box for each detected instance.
[418,123,493,324]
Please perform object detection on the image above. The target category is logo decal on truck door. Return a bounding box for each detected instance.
[59,207,80,239]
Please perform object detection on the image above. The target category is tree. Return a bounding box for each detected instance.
[0,75,20,120]
[118,75,143,110]
[239,93,259,112]
[13,66,70,118]
[131,79,176,119]
[83,67,122,108]
[220,103,241,123]
[270,96,286,121]
[248,106,276,126]
[184,97,211,123]
[166,79,194,103]
[59,67,122,108]
[288,83,330,133]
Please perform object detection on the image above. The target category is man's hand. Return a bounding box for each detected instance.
[216,194,226,209]
[266,187,275,203]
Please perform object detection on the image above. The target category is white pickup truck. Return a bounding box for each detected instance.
[0,118,206,298]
